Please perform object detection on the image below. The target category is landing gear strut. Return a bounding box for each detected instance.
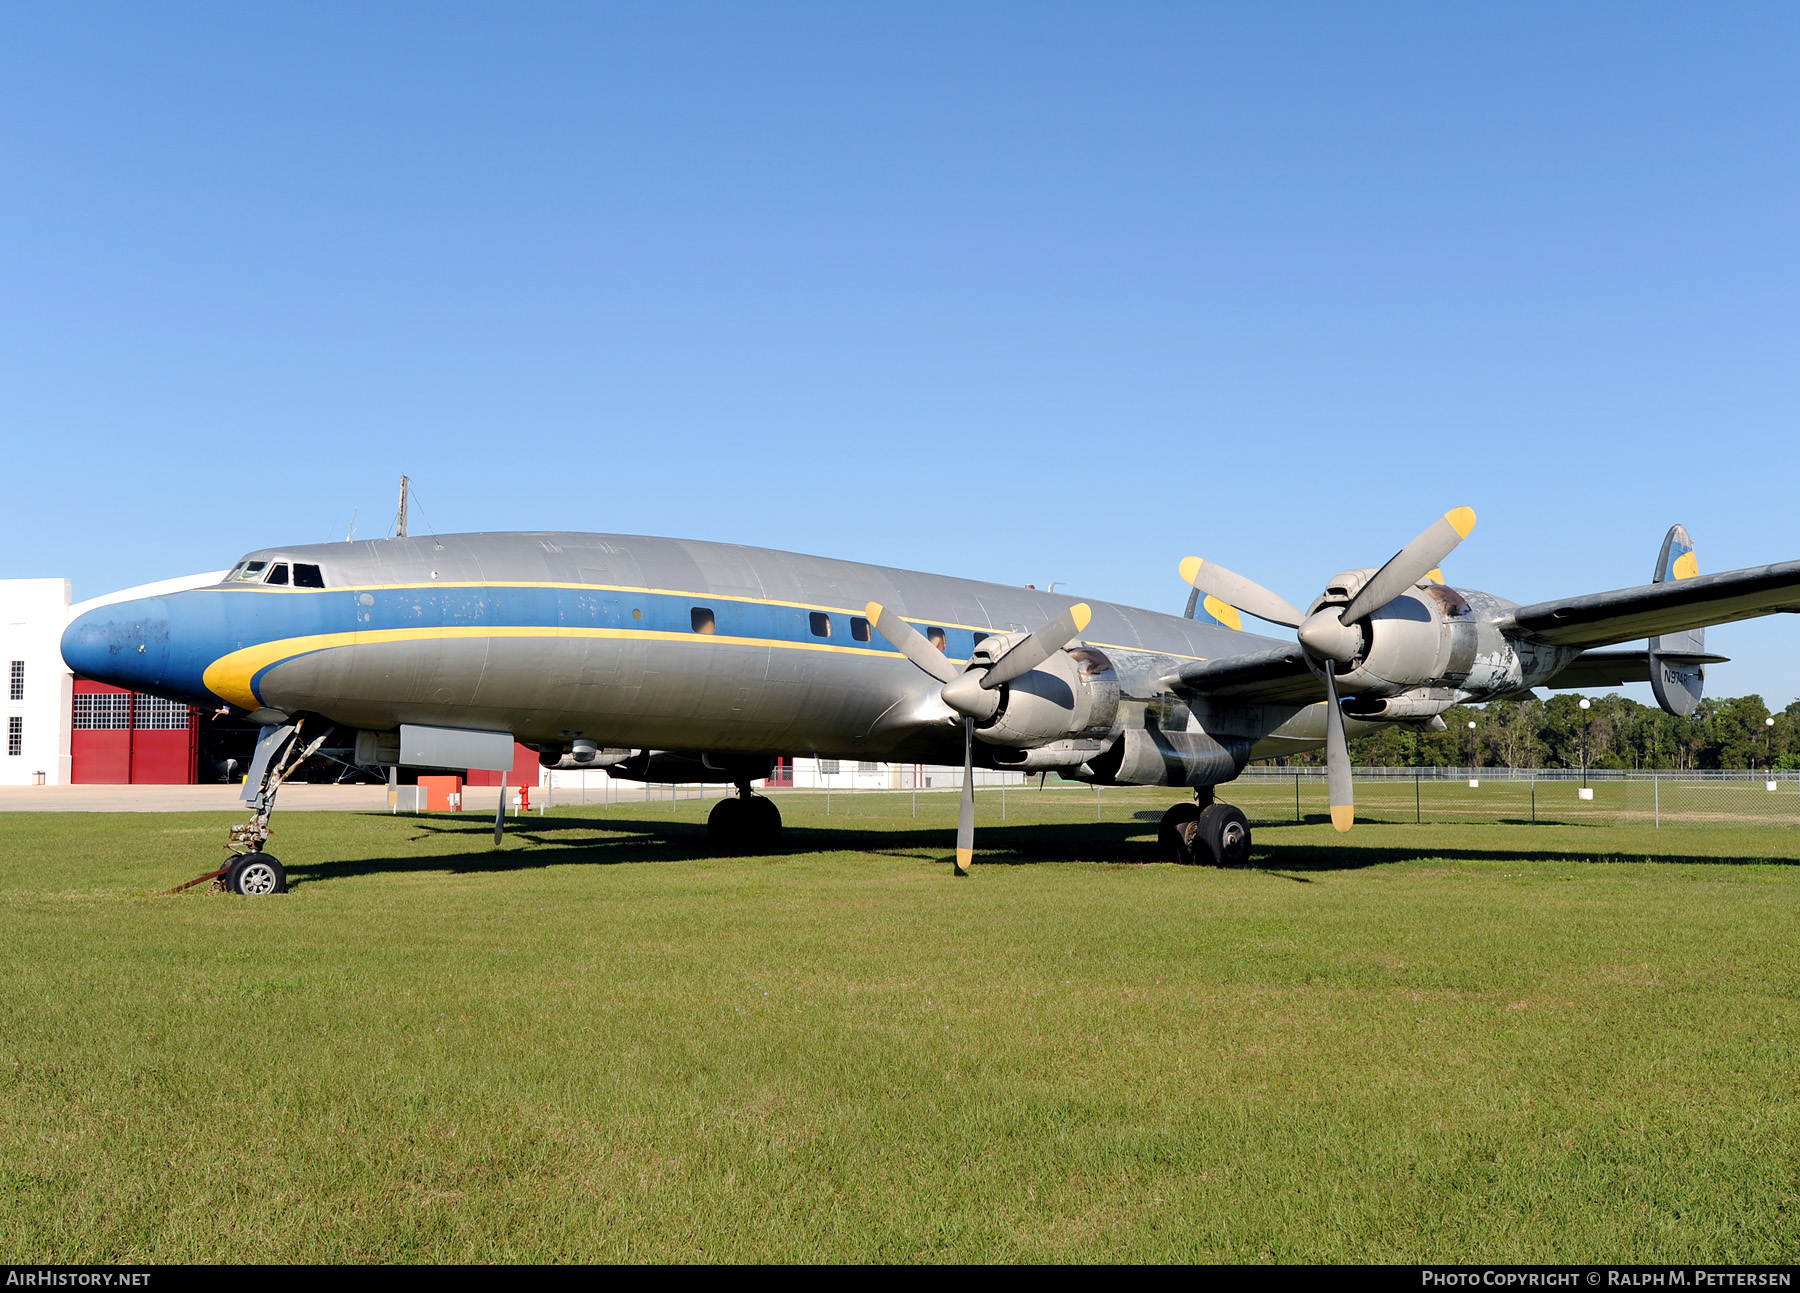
[1159,787,1252,866]
[707,782,783,852]
[215,718,333,895]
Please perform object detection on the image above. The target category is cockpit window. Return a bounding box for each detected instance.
[264,563,290,586]
[292,563,325,588]
[228,561,268,583]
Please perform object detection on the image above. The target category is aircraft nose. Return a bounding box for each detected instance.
[60,598,172,693]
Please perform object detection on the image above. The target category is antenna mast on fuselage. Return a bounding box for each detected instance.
[395,475,410,539]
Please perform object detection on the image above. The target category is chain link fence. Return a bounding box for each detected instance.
[1228,767,1800,829]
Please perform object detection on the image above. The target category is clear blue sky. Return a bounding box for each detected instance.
[4,3,1797,704]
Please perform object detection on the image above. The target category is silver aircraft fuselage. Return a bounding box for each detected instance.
[61,531,1321,770]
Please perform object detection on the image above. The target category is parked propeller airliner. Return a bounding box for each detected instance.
[59,511,1800,894]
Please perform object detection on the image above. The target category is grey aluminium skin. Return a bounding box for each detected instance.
[60,511,1800,889]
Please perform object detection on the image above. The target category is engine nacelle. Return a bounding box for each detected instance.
[1340,688,1460,722]
[1076,727,1249,787]
[1312,574,1481,698]
[974,644,1120,750]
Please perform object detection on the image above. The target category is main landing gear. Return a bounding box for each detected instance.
[707,782,783,852]
[1158,788,1252,867]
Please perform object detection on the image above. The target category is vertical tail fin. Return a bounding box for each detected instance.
[1649,524,1705,717]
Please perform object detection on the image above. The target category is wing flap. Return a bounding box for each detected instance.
[1512,560,1800,649]
[1165,646,1326,704]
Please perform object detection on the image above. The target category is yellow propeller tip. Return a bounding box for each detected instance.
[954,848,973,875]
[1178,556,1202,584]
[1330,805,1354,833]
[1070,603,1092,632]
[1445,506,1477,539]
[865,601,885,620]
[1424,568,1444,585]
[1202,595,1243,631]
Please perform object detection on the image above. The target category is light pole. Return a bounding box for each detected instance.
[1578,698,1592,788]
[1467,720,1477,769]
[1764,715,1776,770]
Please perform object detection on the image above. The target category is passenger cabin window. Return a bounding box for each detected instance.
[850,616,871,642]
[809,612,832,638]
[691,607,716,634]
[292,563,325,588]
[926,628,947,653]
[264,563,289,585]
[228,561,267,583]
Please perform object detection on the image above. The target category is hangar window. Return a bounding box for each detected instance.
[292,563,325,588]
[809,612,832,638]
[72,694,129,730]
[849,617,871,642]
[134,696,191,730]
[9,660,21,701]
[228,561,267,583]
[264,563,290,586]
[818,759,840,775]
[691,607,716,634]
[859,761,878,772]
[7,716,18,757]
[926,627,947,653]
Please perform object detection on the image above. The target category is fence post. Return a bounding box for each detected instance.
[1095,786,1102,822]
[1415,769,1421,824]
[1002,786,1007,821]
[1295,772,1301,823]
[1654,771,1659,829]
[1531,773,1536,825]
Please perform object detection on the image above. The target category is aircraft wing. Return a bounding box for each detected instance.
[1164,646,1326,704]
[1511,560,1800,649]
[1540,647,1728,691]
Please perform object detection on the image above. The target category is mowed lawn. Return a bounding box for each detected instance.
[1,789,1796,1263]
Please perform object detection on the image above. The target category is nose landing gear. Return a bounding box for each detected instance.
[203,719,333,896]
[707,782,784,852]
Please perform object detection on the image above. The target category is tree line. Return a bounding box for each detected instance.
[1273,692,1800,772]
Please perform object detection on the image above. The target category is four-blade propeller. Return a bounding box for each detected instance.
[867,600,1092,875]
[1181,507,1476,833]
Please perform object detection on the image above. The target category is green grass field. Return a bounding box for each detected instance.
[2,789,1796,1262]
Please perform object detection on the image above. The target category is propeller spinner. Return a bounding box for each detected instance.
[867,600,1092,875]
[1181,507,1476,833]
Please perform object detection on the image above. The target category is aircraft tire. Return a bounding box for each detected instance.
[1158,802,1202,863]
[707,797,750,848]
[228,852,287,895]
[1195,804,1252,867]
[747,795,783,848]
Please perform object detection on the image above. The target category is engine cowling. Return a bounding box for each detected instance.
[973,643,1120,749]
[1313,573,1480,698]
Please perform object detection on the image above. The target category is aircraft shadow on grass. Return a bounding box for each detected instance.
[278,812,1796,889]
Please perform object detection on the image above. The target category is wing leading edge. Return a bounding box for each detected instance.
[1511,560,1800,649]
[1164,646,1326,704]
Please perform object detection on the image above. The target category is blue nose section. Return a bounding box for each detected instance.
[61,598,174,695]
